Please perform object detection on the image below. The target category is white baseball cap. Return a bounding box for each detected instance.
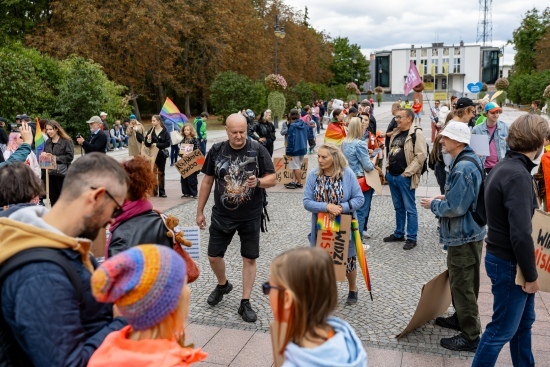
[100,112,108,117]
[440,121,470,144]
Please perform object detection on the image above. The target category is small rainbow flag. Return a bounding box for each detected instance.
[324,122,346,147]
[160,97,188,128]
[34,117,45,156]
[316,213,341,232]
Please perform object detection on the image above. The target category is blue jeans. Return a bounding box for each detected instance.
[356,188,374,237]
[170,144,179,165]
[199,140,207,156]
[313,116,320,134]
[110,137,123,149]
[386,174,418,241]
[472,253,535,367]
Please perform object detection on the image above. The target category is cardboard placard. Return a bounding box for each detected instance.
[39,154,57,170]
[273,157,308,184]
[516,209,550,292]
[179,143,194,155]
[316,214,351,282]
[270,321,288,367]
[181,226,201,260]
[396,270,452,338]
[175,149,205,178]
[140,143,159,171]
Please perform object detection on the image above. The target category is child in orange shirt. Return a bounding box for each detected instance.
[412,98,423,126]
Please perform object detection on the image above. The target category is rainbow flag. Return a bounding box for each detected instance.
[34,117,45,156]
[324,122,346,147]
[160,97,188,128]
[316,213,341,232]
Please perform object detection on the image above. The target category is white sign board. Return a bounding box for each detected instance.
[181,226,201,260]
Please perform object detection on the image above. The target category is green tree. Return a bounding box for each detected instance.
[508,70,550,105]
[210,72,254,121]
[0,0,52,39]
[329,37,370,86]
[511,7,550,74]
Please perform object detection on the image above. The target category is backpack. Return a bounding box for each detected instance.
[0,248,83,367]
[411,127,429,175]
[452,155,487,226]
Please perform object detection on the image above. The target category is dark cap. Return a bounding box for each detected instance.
[19,114,30,120]
[0,117,6,123]
[455,98,478,109]
[348,107,358,114]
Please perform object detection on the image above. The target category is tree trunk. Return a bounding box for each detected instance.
[130,85,141,121]
[185,91,191,117]
[202,89,208,113]
[157,83,166,111]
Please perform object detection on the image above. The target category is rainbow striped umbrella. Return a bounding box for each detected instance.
[352,218,373,301]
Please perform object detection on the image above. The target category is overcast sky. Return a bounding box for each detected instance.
[285,0,541,66]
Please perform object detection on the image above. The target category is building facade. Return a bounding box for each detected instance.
[374,42,501,100]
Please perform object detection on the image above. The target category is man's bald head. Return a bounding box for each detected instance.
[226,113,247,128]
[225,113,248,149]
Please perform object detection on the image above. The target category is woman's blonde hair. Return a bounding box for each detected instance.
[129,284,190,347]
[345,117,364,141]
[180,122,197,138]
[316,144,348,179]
[270,247,337,353]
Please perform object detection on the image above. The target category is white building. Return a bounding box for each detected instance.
[374,42,501,100]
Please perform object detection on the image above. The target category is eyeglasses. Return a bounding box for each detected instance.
[262,281,285,295]
[395,116,403,120]
[90,186,124,218]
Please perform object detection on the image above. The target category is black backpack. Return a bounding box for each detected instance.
[0,248,83,367]
[452,155,487,226]
[411,127,429,175]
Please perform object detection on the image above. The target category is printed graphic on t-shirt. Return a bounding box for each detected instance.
[389,132,407,158]
[214,153,257,211]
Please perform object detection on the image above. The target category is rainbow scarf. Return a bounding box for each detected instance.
[160,97,188,128]
[34,117,45,156]
[324,122,346,147]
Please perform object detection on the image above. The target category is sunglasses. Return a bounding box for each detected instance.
[261,281,284,295]
[90,186,124,218]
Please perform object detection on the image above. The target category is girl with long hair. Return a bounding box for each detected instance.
[42,120,74,205]
[145,115,171,197]
[266,247,367,366]
[179,123,200,198]
[324,108,347,147]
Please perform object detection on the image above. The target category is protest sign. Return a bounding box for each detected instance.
[180,143,194,155]
[175,149,205,178]
[140,143,159,171]
[181,226,201,260]
[516,209,550,292]
[39,154,56,170]
[316,214,351,281]
[273,156,308,184]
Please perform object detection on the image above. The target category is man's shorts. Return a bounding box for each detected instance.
[414,112,422,119]
[288,155,304,170]
[208,214,261,259]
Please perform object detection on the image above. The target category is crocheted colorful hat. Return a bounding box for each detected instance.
[91,244,187,331]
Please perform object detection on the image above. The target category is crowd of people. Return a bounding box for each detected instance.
[0,94,549,366]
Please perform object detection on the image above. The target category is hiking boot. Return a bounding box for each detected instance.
[284,182,296,189]
[383,234,405,242]
[435,313,461,331]
[346,291,358,305]
[440,333,479,352]
[403,239,417,250]
[207,281,233,306]
[238,300,257,322]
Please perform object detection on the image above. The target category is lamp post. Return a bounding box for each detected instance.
[498,46,504,78]
[351,52,357,82]
[274,15,285,75]
[378,65,383,87]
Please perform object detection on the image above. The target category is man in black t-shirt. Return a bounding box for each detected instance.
[384,109,427,250]
[196,113,276,323]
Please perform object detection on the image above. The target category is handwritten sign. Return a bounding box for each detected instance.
[273,157,308,184]
[181,226,201,260]
[179,143,194,155]
[39,154,56,170]
[516,210,550,292]
[316,214,351,281]
[175,149,205,178]
[140,143,159,171]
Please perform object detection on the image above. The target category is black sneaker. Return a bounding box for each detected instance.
[440,333,479,352]
[238,300,257,322]
[284,182,296,189]
[346,291,358,305]
[295,183,303,188]
[207,282,233,306]
[383,234,405,242]
[403,239,417,250]
[435,313,461,331]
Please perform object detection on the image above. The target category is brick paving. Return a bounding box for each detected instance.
[102,103,550,366]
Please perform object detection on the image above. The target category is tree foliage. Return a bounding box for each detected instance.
[210,72,254,121]
[267,91,286,121]
[329,37,370,86]
[510,7,550,75]
[508,70,550,105]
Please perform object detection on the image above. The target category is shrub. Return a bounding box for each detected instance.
[267,91,286,121]
[210,71,254,121]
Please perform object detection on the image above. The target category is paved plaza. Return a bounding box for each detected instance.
[104,103,550,366]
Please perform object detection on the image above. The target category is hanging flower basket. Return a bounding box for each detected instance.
[375,86,384,94]
[345,82,359,94]
[265,74,287,91]
[413,83,425,93]
[495,78,509,91]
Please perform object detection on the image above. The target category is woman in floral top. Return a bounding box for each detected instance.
[178,123,201,198]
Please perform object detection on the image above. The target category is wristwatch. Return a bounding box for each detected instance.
[256,178,261,188]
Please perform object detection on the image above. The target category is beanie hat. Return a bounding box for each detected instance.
[129,114,137,120]
[91,245,186,331]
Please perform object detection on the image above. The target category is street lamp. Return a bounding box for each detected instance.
[498,46,504,78]
[351,52,357,82]
[274,15,285,75]
[378,65,383,87]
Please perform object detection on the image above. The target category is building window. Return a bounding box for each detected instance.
[433,59,439,74]
[410,49,416,57]
[420,59,428,75]
[453,58,461,73]
[421,48,427,57]
[376,55,390,88]
[442,58,449,74]
[443,48,449,56]
[432,48,438,57]
[481,50,499,84]
[442,78,447,90]
[454,47,460,56]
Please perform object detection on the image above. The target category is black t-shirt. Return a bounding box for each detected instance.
[202,140,275,220]
[385,117,397,149]
[388,130,408,176]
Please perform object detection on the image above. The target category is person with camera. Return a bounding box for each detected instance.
[76,116,108,154]
[196,113,276,323]
[126,114,144,157]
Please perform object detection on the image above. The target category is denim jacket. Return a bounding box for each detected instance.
[471,120,509,166]
[430,146,486,246]
[342,139,374,177]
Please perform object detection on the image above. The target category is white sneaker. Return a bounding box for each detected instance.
[441,248,447,254]
[115,148,119,151]
[363,244,370,250]
[362,230,371,239]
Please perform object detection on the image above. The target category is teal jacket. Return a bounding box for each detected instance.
[0,143,31,167]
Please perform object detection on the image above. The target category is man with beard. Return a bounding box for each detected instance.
[0,153,128,366]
